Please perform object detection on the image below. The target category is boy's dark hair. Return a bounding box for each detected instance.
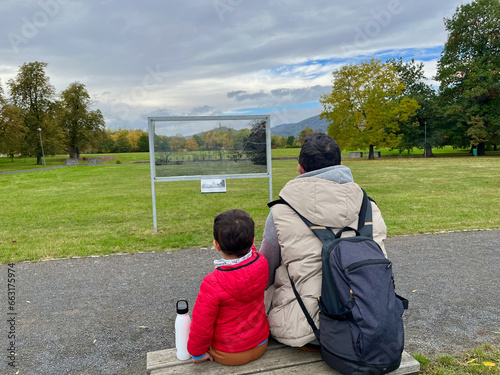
[213,209,254,257]
[298,132,341,172]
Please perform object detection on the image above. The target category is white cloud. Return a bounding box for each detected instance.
[0,0,464,129]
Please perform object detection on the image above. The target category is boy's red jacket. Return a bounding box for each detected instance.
[188,249,269,356]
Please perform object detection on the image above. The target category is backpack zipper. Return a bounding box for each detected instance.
[347,259,391,272]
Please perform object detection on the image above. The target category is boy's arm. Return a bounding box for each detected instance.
[187,275,220,359]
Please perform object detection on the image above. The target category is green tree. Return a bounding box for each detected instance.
[320,58,419,159]
[0,81,25,159]
[286,135,296,147]
[244,119,267,165]
[154,134,170,152]
[192,134,204,149]
[271,134,286,148]
[96,131,115,153]
[435,0,500,156]
[388,58,440,156]
[114,130,132,153]
[298,127,315,146]
[59,82,105,159]
[169,134,186,152]
[7,61,64,164]
[137,133,149,152]
[466,116,489,147]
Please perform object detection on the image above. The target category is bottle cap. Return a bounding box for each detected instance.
[176,299,189,314]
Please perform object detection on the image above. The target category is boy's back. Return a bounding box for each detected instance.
[188,248,269,354]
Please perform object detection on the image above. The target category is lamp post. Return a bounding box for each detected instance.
[424,121,427,158]
[38,128,46,167]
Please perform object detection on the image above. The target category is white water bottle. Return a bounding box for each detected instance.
[175,299,191,361]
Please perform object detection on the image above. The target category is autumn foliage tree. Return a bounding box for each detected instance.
[0,81,25,159]
[320,58,419,159]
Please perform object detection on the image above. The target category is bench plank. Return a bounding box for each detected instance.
[147,342,419,375]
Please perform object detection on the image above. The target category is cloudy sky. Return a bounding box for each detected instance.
[0,0,463,131]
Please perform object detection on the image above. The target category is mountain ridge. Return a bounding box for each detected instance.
[272,115,328,137]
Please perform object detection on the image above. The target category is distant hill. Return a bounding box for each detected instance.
[272,115,328,137]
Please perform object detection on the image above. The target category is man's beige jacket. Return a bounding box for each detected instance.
[266,176,387,347]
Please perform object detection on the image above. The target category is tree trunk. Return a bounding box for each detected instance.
[477,142,486,156]
[368,145,375,159]
[69,147,80,159]
[494,144,498,151]
[36,155,42,165]
[424,144,433,157]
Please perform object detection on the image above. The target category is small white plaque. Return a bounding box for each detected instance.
[201,178,226,194]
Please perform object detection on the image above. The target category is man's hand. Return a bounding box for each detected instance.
[192,352,214,363]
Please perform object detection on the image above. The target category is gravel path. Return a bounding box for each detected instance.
[1,230,499,375]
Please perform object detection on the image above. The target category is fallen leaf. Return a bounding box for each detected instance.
[93,339,97,344]
[412,290,417,293]
[492,331,500,334]
[483,362,496,367]
[12,241,17,244]
[467,358,477,364]
[139,326,148,329]
[26,301,31,304]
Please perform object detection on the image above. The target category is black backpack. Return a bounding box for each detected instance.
[270,190,408,375]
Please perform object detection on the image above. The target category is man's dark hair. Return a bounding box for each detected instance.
[213,209,254,257]
[298,133,341,172]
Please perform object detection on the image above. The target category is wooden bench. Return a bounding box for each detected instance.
[147,339,420,374]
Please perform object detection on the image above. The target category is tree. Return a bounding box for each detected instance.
[286,135,296,147]
[244,119,267,165]
[59,82,105,158]
[206,129,230,162]
[0,81,25,159]
[137,133,150,152]
[96,131,115,153]
[169,134,186,152]
[8,61,64,164]
[192,134,204,149]
[388,58,440,156]
[226,129,247,163]
[114,130,132,153]
[271,134,286,148]
[320,59,419,159]
[154,134,170,152]
[185,137,199,151]
[435,0,500,156]
[126,129,140,152]
[466,116,489,147]
[298,127,315,146]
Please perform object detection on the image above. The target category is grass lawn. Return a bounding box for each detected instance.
[1,151,499,263]
[415,344,500,374]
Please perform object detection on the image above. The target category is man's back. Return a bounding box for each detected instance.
[262,167,387,347]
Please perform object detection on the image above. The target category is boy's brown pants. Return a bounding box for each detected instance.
[208,340,268,366]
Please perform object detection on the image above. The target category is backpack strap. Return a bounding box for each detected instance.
[269,197,337,243]
[286,267,321,341]
[357,189,374,239]
[269,188,374,242]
